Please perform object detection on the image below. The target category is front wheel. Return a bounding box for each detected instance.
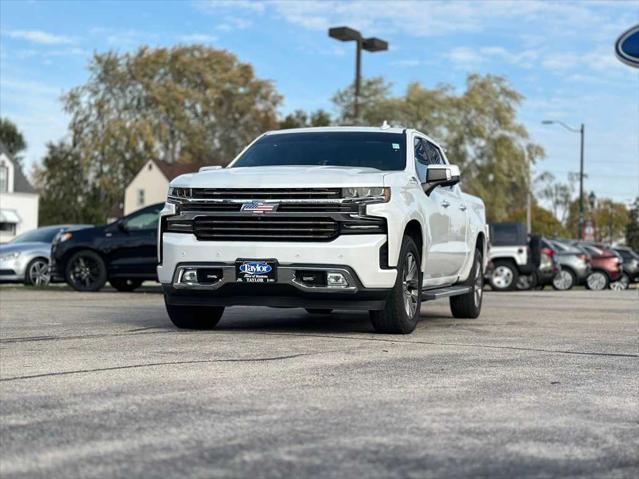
[450,247,484,319]
[65,250,107,292]
[24,258,50,286]
[489,260,518,291]
[370,236,421,334]
[585,271,609,291]
[109,278,143,292]
[165,300,224,330]
[552,268,575,291]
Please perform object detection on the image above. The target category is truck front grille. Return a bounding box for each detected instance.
[191,188,342,201]
[192,216,339,241]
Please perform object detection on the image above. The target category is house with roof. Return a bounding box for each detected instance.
[123,159,207,216]
[0,143,39,242]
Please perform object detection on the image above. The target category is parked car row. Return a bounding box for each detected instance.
[485,222,636,292]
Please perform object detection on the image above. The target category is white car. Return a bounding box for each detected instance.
[158,126,488,334]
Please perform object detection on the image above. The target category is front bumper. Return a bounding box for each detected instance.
[158,233,397,289]
[0,258,26,282]
[163,263,391,310]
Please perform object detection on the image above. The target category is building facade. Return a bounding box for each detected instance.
[0,144,39,242]
[123,159,205,216]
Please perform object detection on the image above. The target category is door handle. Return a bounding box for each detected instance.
[441,200,450,208]
[459,205,467,211]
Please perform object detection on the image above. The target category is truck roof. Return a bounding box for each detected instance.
[265,126,407,135]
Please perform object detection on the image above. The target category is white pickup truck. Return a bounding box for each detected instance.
[158,126,488,334]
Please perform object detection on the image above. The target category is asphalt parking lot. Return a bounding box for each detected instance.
[1,286,637,478]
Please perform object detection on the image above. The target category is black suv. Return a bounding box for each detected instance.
[51,203,163,292]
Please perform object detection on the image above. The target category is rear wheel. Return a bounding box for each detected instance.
[552,268,576,291]
[165,300,224,330]
[450,248,483,319]
[65,250,107,292]
[109,278,143,292]
[585,271,609,291]
[24,258,50,286]
[370,236,421,334]
[305,309,333,315]
[489,260,518,291]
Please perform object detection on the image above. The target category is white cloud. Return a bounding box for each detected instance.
[195,0,265,13]
[446,46,538,69]
[216,17,252,31]
[391,59,422,67]
[4,29,74,45]
[177,34,218,43]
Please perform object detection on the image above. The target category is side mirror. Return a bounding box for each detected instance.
[423,164,460,196]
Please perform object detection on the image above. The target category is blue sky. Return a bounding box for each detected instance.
[1,0,638,204]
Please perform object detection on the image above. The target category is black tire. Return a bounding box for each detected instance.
[585,270,609,291]
[109,278,144,292]
[165,299,224,330]
[450,247,483,319]
[515,273,536,291]
[65,250,107,292]
[552,267,576,291]
[24,257,50,286]
[488,259,518,291]
[370,236,421,334]
[305,308,333,315]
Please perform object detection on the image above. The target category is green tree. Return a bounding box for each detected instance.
[626,197,639,249]
[506,203,568,237]
[566,193,629,242]
[33,142,104,225]
[63,45,282,219]
[0,118,27,164]
[332,74,543,222]
[332,77,392,125]
[279,109,331,129]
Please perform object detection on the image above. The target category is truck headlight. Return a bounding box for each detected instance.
[342,187,390,203]
[167,187,192,204]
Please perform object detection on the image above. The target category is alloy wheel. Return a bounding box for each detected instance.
[474,258,483,307]
[402,252,419,317]
[28,260,50,286]
[69,256,101,289]
[610,274,629,291]
[587,272,607,291]
[552,270,573,290]
[491,266,513,289]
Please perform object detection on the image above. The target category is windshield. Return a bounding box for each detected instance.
[10,226,64,244]
[232,132,406,171]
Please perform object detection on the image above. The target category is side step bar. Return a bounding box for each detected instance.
[422,285,471,301]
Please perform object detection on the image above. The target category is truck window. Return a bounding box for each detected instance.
[232,132,406,171]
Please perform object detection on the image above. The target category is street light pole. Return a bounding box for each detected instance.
[355,38,361,119]
[329,26,388,122]
[578,123,585,240]
[542,119,586,239]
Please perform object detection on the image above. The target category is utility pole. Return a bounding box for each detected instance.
[329,27,388,121]
[542,120,586,238]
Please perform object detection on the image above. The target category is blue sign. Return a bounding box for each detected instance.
[615,24,639,68]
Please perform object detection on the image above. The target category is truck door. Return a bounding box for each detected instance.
[413,136,449,279]
[423,142,469,277]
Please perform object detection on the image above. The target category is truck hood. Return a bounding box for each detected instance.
[172,166,388,189]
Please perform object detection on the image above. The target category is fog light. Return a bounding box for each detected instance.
[327,272,349,288]
[182,269,198,283]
